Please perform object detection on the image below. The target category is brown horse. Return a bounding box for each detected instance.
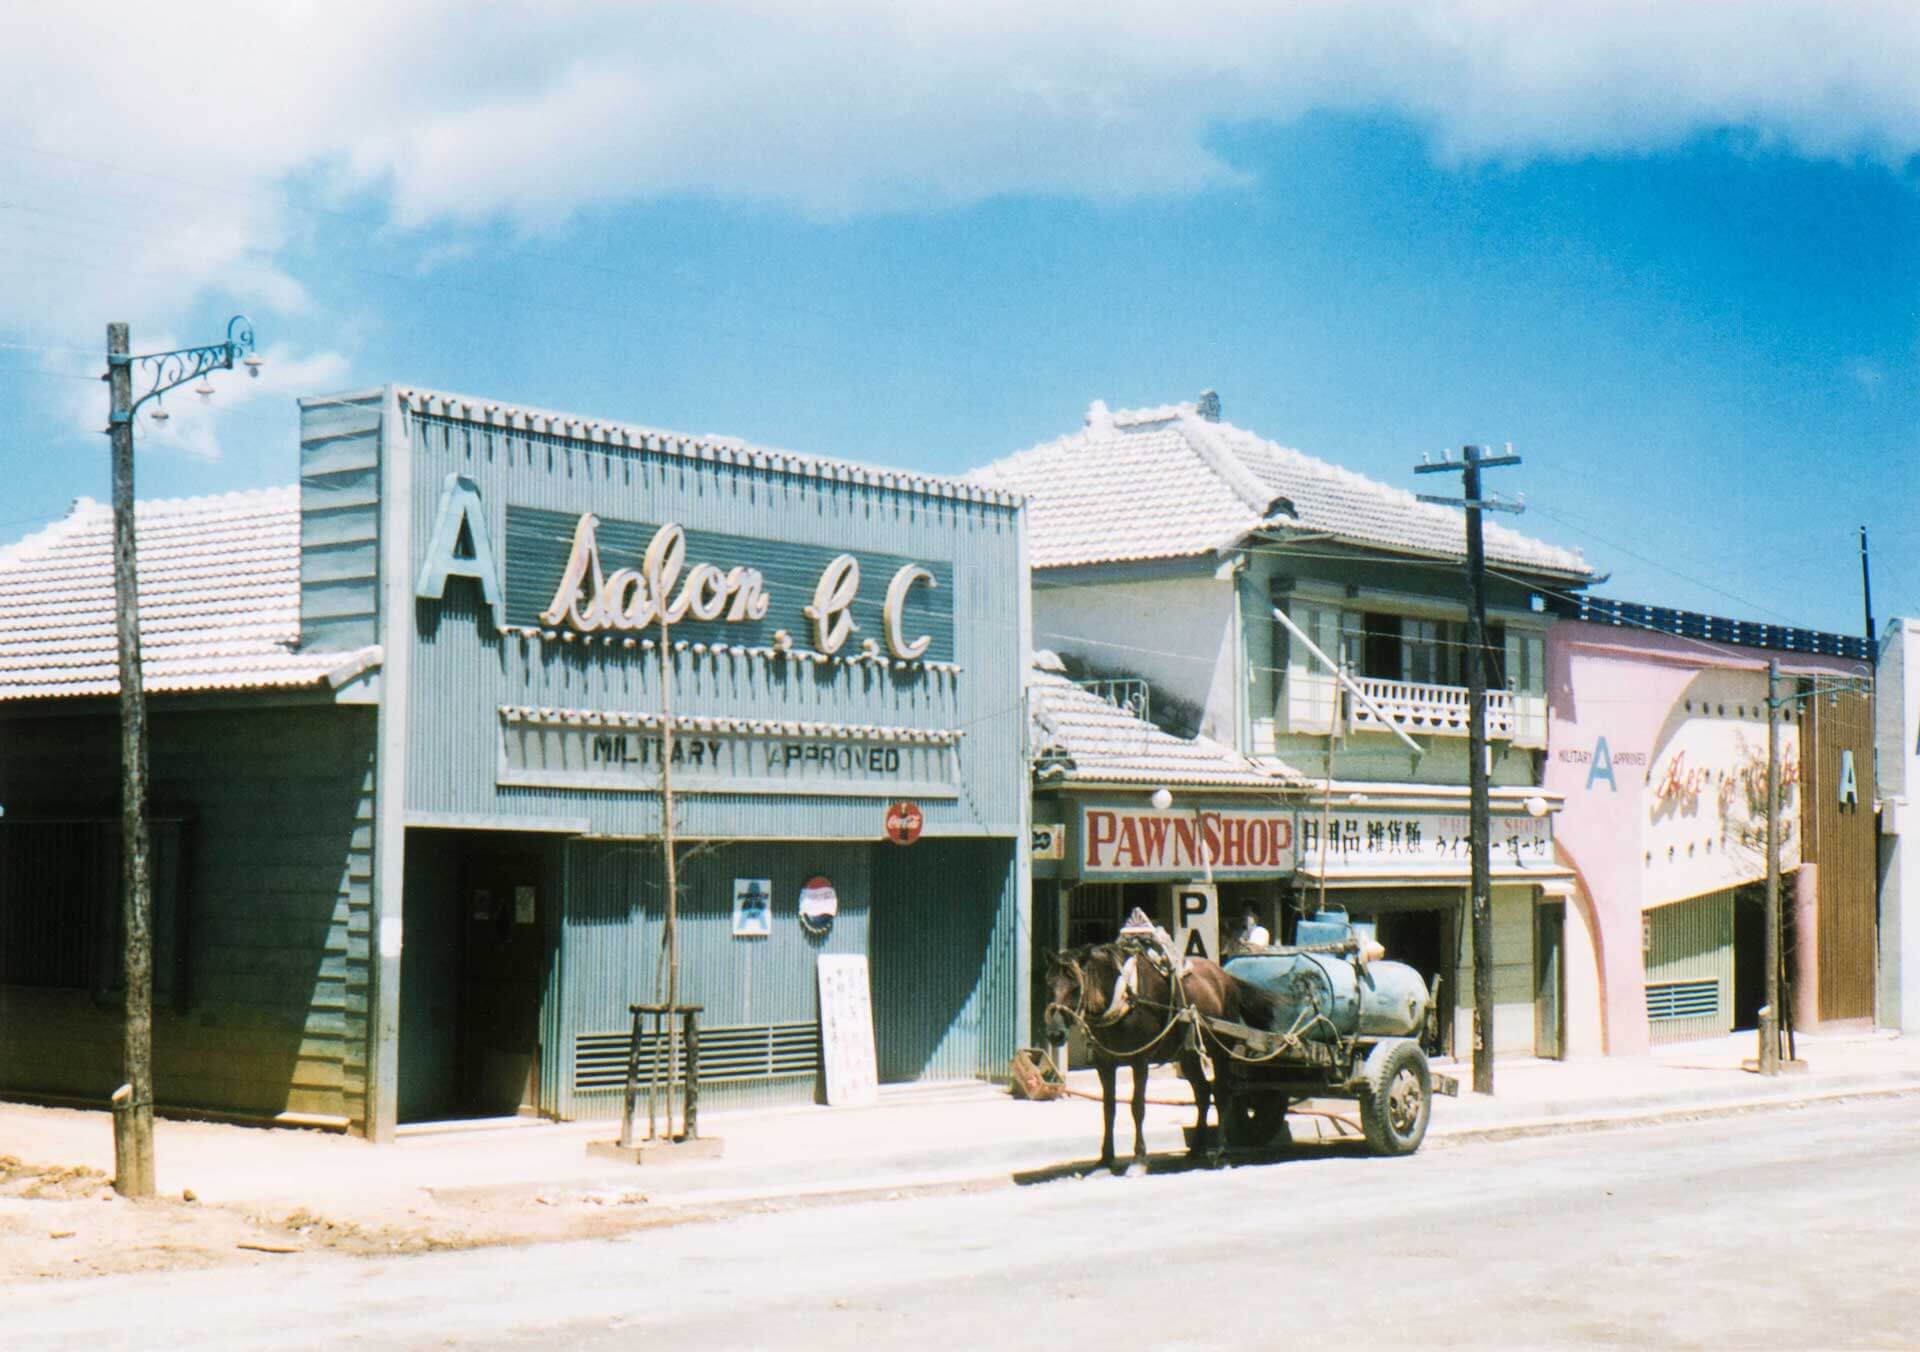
[1043,942,1265,1173]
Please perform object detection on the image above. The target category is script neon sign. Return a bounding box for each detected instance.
[537,512,936,659]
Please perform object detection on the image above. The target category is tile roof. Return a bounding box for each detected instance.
[970,399,1590,578]
[0,488,379,702]
[1030,665,1306,791]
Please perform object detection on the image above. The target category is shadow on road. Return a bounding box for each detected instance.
[1012,1138,1373,1186]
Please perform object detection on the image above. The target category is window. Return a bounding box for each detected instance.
[0,818,189,1004]
[1349,613,1504,689]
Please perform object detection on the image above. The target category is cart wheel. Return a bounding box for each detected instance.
[1358,1040,1431,1157]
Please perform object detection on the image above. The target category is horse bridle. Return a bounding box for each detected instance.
[1047,946,1195,1061]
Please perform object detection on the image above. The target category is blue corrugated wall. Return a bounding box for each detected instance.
[378,396,1028,1117]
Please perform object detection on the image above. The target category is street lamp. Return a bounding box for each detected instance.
[103,316,259,1198]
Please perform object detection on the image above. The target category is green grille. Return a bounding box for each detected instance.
[573,1022,818,1091]
[1646,978,1719,1021]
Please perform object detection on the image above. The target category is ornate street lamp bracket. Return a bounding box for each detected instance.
[107,315,257,424]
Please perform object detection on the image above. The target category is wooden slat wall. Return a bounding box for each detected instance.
[0,703,377,1127]
[1802,688,1877,1020]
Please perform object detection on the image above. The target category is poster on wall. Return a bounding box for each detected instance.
[732,878,773,938]
[799,875,838,936]
[817,955,879,1106]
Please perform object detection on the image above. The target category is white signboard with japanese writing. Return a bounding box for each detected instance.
[1077,807,1295,878]
[1299,810,1553,878]
[816,955,879,1107]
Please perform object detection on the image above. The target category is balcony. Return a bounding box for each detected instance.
[1348,676,1515,740]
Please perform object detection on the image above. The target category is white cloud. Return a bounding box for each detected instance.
[2,2,1917,329]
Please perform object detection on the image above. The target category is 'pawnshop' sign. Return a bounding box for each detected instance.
[1078,806,1295,878]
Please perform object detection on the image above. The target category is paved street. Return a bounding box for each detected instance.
[12,1095,1920,1350]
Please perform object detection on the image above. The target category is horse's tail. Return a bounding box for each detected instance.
[1224,970,1283,1032]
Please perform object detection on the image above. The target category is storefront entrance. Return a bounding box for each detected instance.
[1327,894,1459,1058]
[400,830,558,1123]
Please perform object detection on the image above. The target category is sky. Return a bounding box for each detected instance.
[1,2,1915,636]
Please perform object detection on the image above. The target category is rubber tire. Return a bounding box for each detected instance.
[1358,1040,1431,1157]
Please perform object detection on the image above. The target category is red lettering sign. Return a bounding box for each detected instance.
[1078,807,1295,875]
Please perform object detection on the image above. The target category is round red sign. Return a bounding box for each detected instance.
[884,801,924,846]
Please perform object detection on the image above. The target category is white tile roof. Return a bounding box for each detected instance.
[1030,667,1306,791]
[971,400,1590,578]
[0,487,379,702]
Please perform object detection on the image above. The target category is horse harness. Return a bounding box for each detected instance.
[1049,937,1204,1062]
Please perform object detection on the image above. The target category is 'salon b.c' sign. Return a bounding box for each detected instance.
[534,512,941,660]
[1079,807,1295,878]
[415,480,954,663]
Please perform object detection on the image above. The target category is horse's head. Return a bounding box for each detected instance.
[1042,946,1111,1044]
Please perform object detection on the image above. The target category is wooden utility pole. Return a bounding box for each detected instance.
[1860,526,1876,650]
[106,322,156,1198]
[1761,659,1782,1076]
[1416,444,1523,1097]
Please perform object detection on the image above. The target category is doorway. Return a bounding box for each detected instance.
[1339,897,1458,1058]
[400,830,556,1123]
[1732,883,1766,1033]
[1534,900,1565,1060]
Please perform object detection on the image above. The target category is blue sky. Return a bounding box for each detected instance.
[1,5,1915,635]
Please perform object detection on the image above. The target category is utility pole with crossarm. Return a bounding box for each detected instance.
[1414,444,1523,1096]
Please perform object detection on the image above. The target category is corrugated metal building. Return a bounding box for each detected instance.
[0,387,1030,1140]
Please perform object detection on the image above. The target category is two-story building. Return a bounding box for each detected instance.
[976,394,1593,1059]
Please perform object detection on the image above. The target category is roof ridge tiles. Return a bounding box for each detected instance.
[973,397,1589,577]
[392,386,1022,509]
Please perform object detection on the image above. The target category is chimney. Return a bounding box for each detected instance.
[1196,389,1221,422]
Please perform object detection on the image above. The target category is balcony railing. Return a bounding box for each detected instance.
[1348,676,1515,739]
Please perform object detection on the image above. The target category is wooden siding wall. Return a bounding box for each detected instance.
[0,703,376,1128]
[1802,688,1877,1020]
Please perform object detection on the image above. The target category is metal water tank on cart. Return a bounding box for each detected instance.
[1204,907,1456,1155]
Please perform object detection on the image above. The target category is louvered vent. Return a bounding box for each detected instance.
[574,1022,819,1091]
[1645,978,1720,1021]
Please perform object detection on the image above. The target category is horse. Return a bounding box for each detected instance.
[1043,942,1269,1173]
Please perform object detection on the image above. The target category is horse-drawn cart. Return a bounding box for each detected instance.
[1202,907,1459,1156]
[1042,905,1458,1170]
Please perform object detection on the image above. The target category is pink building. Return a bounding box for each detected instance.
[1546,602,1873,1057]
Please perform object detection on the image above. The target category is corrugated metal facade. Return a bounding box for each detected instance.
[1645,890,1735,1044]
[400,410,1026,840]
[309,391,1029,1119]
